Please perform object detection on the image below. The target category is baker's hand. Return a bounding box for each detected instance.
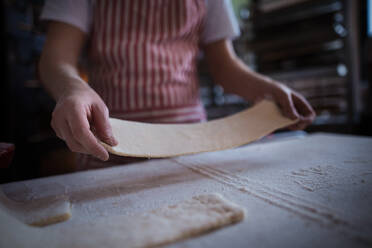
[269,83,316,130]
[51,83,118,161]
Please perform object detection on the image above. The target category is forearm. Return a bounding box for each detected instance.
[205,40,279,102]
[212,56,278,101]
[39,21,88,101]
[204,39,315,130]
[39,57,88,101]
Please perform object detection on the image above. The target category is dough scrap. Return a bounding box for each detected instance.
[1,194,245,248]
[0,190,71,227]
[102,100,297,158]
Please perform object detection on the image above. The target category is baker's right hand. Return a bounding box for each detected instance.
[51,83,118,161]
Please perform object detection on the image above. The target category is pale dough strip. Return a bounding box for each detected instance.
[102,100,297,158]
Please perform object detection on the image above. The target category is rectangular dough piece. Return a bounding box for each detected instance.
[0,194,245,248]
[61,194,245,248]
[0,191,71,227]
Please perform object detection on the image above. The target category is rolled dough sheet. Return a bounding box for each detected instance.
[0,194,245,248]
[102,100,297,158]
[0,190,71,227]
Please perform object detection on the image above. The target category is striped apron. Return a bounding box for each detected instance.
[77,0,207,170]
[89,0,207,123]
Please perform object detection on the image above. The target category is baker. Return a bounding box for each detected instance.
[39,0,315,168]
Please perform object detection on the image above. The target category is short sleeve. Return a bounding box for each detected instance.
[201,0,241,44]
[40,0,92,34]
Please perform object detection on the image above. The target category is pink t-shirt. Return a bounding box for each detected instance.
[41,0,240,44]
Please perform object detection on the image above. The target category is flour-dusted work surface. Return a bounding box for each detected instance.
[1,133,372,247]
[0,194,245,248]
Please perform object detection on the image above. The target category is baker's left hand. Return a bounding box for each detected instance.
[269,83,316,130]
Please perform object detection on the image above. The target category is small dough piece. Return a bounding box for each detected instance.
[102,100,297,158]
[1,194,245,248]
[0,190,71,226]
[60,193,245,248]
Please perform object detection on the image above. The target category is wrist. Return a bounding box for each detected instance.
[55,78,90,101]
[263,80,288,99]
[245,78,281,102]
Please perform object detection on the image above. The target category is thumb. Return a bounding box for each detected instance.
[91,104,118,146]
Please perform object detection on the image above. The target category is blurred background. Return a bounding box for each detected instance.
[0,0,371,182]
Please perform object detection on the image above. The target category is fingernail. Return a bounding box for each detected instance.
[98,154,108,161]
[109,136,118,146]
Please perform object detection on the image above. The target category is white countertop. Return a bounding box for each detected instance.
[2,133,372,247]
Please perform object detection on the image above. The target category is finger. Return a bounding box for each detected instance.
[276,91,300,120]
[293,93,316,122]
[288,122,307,131]
[69,119,110,161]
[68,108,110,161]
[288,118,311,130]
[295,122,308,130]
[91,104,118,146]
[56,120,87,153]
[51,114,65,140]
[288,123,299,131]
[53,115,98,151]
